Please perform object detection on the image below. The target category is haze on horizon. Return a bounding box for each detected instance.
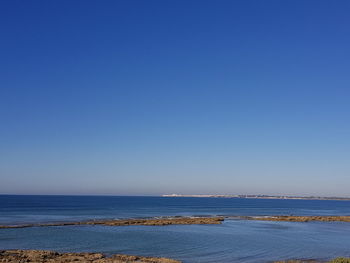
[1,0,349,197]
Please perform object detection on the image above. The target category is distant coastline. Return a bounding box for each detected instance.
[161,194,350,201]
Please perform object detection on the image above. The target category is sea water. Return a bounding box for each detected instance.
[1,195,350,262]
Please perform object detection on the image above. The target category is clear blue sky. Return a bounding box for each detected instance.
[1,0,349,196]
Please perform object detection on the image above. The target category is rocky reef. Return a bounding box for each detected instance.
[0,250,181,263]
[0,216,224,229]
[247,216,350,222]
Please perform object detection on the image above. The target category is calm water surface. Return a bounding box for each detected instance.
[1,195,350,262]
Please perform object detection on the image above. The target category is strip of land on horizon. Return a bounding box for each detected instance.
[161,194,350,200]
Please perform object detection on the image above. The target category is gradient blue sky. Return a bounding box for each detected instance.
[1,0,349,196]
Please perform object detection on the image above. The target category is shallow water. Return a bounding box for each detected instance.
[1,195,350,262]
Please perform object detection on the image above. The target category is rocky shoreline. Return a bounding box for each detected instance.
[245,216,350,222]
[0,216,224,229]
[0,250,181,263]
[1,250,349,263]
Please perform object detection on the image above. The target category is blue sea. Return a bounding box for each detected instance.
[1,195,350,262]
